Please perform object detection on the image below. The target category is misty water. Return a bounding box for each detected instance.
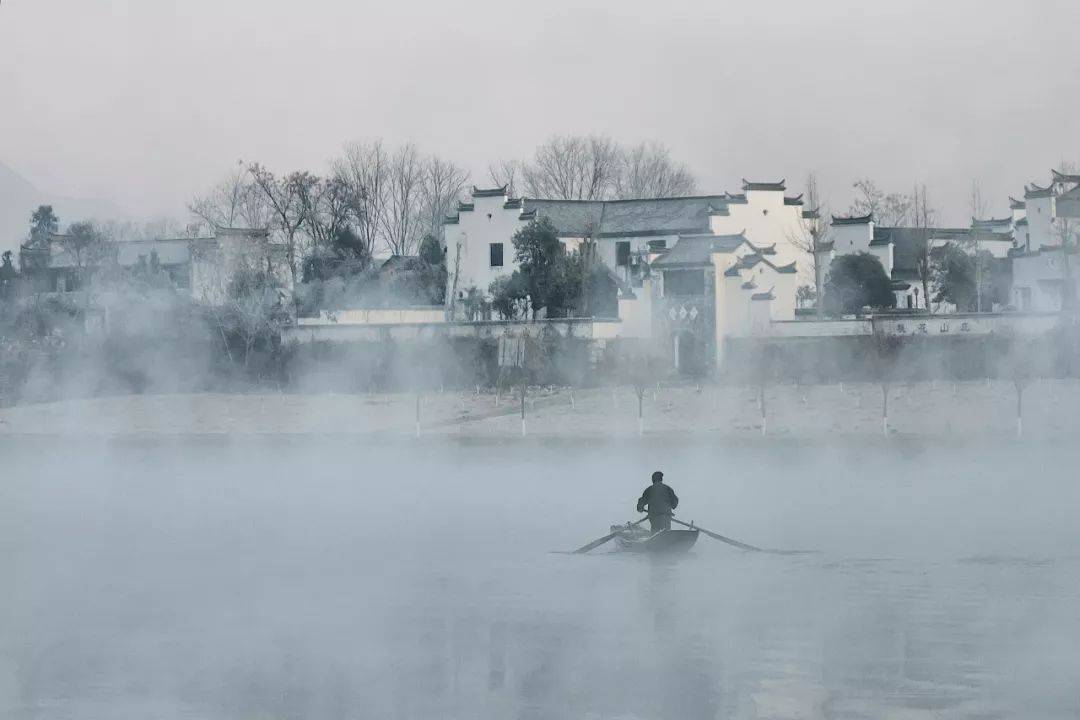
[3,436,1079,719]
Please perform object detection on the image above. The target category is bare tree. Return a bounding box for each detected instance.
[788,172,830,316]
[336,141,390,260]
[419,155,469,245]
[872,324,901,436]
[336,141,468,258]
[619,341,664,435]
[995,328,1037,438]
[521,135,621,200]
[612,141,697,199]
[911,184,935,313]
[296,174,361,251]
[379,143,427,256]
[499,136,698,201]
[488,159,522,197]
[189,164,273,233]
[849,179,912,227]
[969,179,988,312]
[249,164,315,287]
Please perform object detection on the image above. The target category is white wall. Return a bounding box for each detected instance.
[868,242,894,276]
[1025,195,1056,249]
[1011,249,1074,311]
[299,308,447,326]
[770,271,798,321]
[708,189,809,282]
[617,292,653,338]
[445,192,528,304]
[830,222,874,256]
[971,238,1014,259]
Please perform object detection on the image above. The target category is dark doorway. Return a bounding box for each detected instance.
[675,331,703,377]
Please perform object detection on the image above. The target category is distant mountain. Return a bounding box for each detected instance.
[0,160,129,256]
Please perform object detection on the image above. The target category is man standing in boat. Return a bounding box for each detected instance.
[636,470,678,533]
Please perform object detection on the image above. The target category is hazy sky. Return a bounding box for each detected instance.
[1,0,1078,225]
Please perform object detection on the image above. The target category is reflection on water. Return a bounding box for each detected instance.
[2,437,1080,719]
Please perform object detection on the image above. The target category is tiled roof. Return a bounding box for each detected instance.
[523,195,731,238]
[652,233,751,269]
[1051,170,1080,185]
[784,194,804,206]
[216,227,269,238]
[874,228,928,273]
[971,217,1012,230]
[970,230,1014,243]
[1009,197,1026,210]
[115,238,192,267]
[832,213,873,226]
[522,199,605,236]
[33,236,203,269]
[875,227,974,273]
[928,228,973,241]
[751,290,775,301]
[471,186,508,198]
[723,253,796,276]
[1025,183,1054,199]
[742,179,786,192]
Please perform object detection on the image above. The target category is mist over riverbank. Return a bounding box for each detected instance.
[2,378,1078,438]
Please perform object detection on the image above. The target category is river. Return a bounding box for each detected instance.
[2,436,1078,719]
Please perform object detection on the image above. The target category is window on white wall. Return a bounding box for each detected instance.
[616,241,631,266]
[489,243,504,267]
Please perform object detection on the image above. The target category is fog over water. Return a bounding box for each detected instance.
[3,436,1079,719]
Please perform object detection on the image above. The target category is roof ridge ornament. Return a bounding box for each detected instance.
[741,178,787,192]
[831,213,874,225]
[471,185,509,198]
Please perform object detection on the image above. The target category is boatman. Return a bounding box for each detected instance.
[636,470,678,533]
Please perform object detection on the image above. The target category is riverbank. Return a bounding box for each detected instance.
[1,378,1076,438]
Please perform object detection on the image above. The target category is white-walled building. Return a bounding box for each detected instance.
[443,180,813,306]
[442,180,812,371]
[1006,171,1080,311]
[650,232,797,369]
[821,213,1013,311]
[17,226,291,305]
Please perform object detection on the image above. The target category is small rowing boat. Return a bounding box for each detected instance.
[610,523,699,554]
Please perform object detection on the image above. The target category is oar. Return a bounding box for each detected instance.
[671,518,814,555]
[571,517,648,554]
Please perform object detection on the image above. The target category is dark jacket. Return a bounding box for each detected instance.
[637,482,678,517]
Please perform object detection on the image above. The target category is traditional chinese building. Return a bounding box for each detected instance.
[1006,171,1080,311]
[443,180,812,371]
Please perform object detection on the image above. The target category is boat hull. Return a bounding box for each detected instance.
[614,528,699,554]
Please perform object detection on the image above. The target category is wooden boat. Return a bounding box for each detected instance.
[610,523,699,554]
